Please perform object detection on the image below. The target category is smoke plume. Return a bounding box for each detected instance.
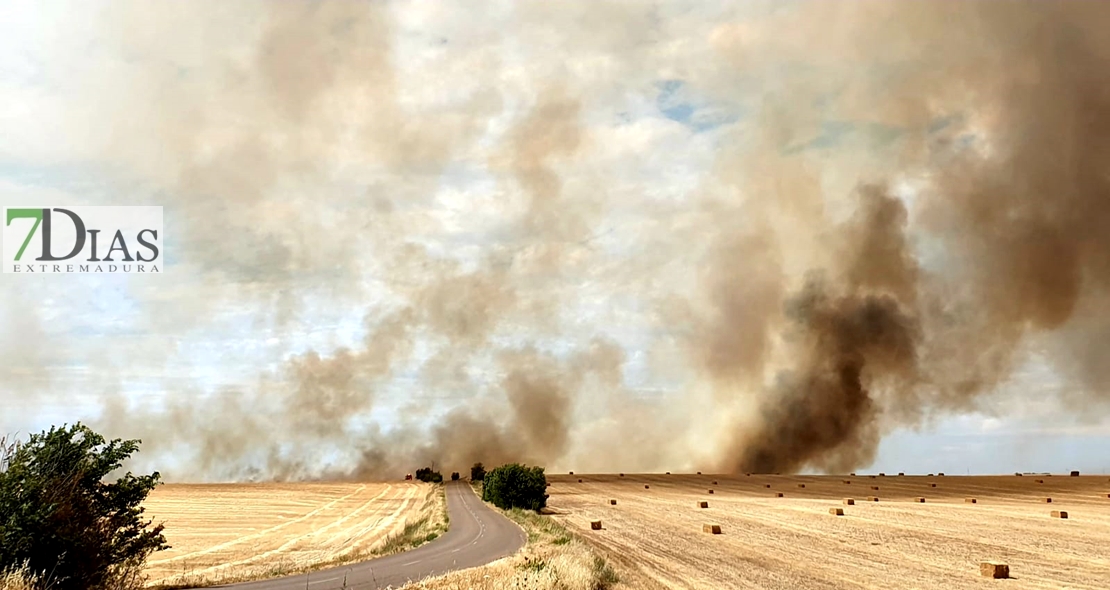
[3,0,1110,479]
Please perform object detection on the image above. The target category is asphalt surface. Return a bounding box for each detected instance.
[218,481,527,590]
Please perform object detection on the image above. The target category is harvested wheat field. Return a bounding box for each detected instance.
[142,482,439,588]
[548,474,1110,590]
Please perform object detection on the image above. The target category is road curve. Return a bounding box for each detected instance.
[218,481,526,590]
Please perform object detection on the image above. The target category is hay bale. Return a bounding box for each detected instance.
[703,524,722,534]
[698,501,709,508]
[980,562,1010,579]
[610,499,617,505]
[1035,479,1044,483]
[898,472,905,476]
[870,486,880,491]
[879,472,886,477]
[619,473,624,477]
[1044,498,1052,503]
[868,496,879,502]
[938,472,945,476]
[829,507,844,516]
[697,471,702,475]
[843,480,851,484]
[644,485,650,489]
[915,497,926,503]
[870,475,877,479]
[798,483,806,488]
[843,498,855,505]
[1071,470,1080,477]
[930,483,937,487]
[765,484,772,488]
[965,498,978,504]
[666,471,671,475]
[1015,472,1023,476]
[712,480,718,485]
[850,472,857,476]
[775,492,784,497]
[569,471,574,475]
[927,473,934,476]
[578,479,583,483]
[708,489,714,494]
[591,520,602,530]
[1051,510,1068,519]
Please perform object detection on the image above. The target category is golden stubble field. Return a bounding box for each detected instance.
[141,482,435,588]
[546,473,1110,590]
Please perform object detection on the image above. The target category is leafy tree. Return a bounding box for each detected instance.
[481,463,548,511]
[470,462,485,482]
[450,472,460,481]
[414,467,443,483]
[0,423,168,590]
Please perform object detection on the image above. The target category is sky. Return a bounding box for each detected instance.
[2,1,1109,481]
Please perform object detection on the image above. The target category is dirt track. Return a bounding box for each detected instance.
[142,482,428,586]
[546,473,1110,590]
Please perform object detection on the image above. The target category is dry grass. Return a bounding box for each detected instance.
[1,557,149,590]
[544,473,1110,590]
[142,482,440,588]
[1,564,40,590]
[398,505,619,590]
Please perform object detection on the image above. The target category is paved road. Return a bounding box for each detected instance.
[219,481,526,590]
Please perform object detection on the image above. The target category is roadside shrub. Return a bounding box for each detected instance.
[450,472,460,481]
[414,467,443,483]
[470,462,486,482]
[482,463,548,511]
[0,424,168,590]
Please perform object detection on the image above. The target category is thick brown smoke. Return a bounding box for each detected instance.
[4,1,1110,480]
[701,1,1110,472]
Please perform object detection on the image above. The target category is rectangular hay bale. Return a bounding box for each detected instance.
[868,496,879,502]
[915,497,926,503]
[1044,498,1052,503]
[775,492,784,497]
[699,501,709,508]
[843,498,855,505]
[965,498,977,504]
[610,499,617,505]
[591,520,602,530]
[980,562,1009,579]
[1071,470,1080,476]
[703,524,722,534]
[1051,510,1068,519]
[829,507,844,516]
[708,489,714,494]
[871,486,880,490]
[798,483,806,488]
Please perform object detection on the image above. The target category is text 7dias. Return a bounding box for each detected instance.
[4,206,163,274]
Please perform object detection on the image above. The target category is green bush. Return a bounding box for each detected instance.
[470,462,485,481]
[0,424,168,590]
[414,467,443,483]
[481,463,548,511]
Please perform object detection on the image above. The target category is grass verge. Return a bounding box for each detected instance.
[400,483,619,589]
